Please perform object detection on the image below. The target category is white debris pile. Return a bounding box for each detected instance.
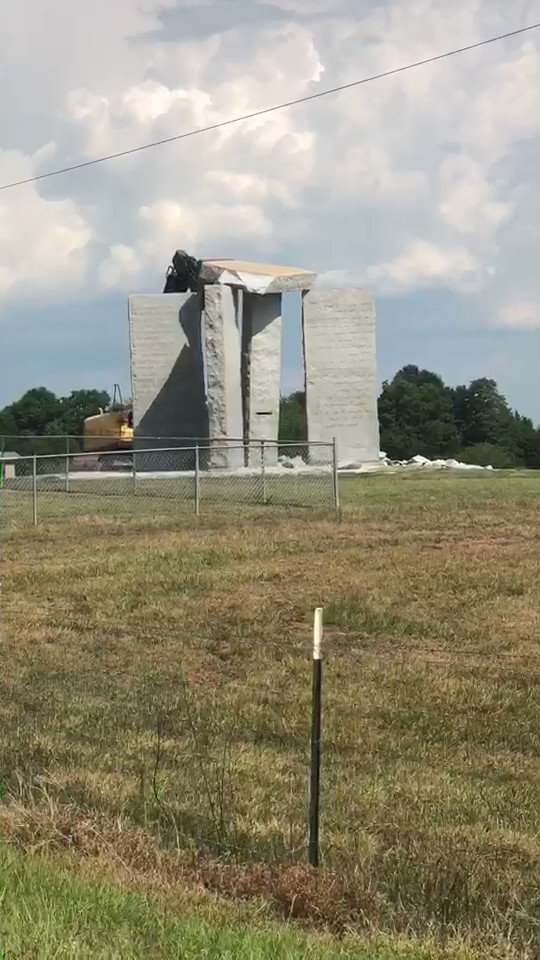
[273,451,495,473]
[279,455,307,470]
[378,452,493,471]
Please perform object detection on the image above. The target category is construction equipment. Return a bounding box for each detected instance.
[83,385,133,454]
[163,249,202,292]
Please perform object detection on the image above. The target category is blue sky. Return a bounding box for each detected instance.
[2,0,539,422]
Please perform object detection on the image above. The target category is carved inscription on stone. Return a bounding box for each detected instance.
[302,289,380,464]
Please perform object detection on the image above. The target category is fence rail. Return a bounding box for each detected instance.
[1,441,339,527]
[0,433,249,456]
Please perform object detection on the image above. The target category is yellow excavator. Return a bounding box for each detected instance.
[83,385,133,454]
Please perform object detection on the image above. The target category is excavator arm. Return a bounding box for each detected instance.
[163,249,202,293]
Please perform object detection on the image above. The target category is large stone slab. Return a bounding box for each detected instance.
[302,289,380,466]
[128,294,207,462]
[242,293,282,465]
[200,259,316,294]
[203,285,243,467]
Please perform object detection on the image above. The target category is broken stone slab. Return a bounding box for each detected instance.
[200,259,316,294]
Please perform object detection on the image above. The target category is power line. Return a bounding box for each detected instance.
[2,22,539,192]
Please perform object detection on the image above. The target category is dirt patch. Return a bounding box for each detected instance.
[1,800,379,932]
[423,538,522,554]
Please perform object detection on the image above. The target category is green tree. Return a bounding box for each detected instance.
[458,443,519,469]
[58,390,110,435]
[378,365,459,460]
[9,387,61,434]
[506,412,540,467]
[451,379,540,467]
[525,429,540,468]
[279,391,306,442]
[0,386,111,454]
[451,378,514,447]
[0,406,19,443]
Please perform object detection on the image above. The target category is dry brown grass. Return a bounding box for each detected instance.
[1,470,539,955]
[2,796,380,931]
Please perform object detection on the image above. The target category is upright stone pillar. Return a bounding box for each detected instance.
[128,293,207,466]
[242,293,282,465]
[302,289,380,466]
[203,285,243,468]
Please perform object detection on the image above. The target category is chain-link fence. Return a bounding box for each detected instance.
[0,441,338,528]
[0,434,85,456]
[0,433,247,456]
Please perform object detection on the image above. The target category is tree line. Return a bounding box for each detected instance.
[1,370,539,467]
[0,387,110,454]
[279,365,540,468]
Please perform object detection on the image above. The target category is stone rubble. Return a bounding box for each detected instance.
[377,452,493,471]
[276,451,494,472]
[279,455,307,470]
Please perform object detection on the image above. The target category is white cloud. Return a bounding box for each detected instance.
[1,0,540,315]
[98,244,142,289]
[330,144,429,209]
[99,199,275,289]
[365,240,484,293]
[64,81,215,159]
[497,301,540,330]
[316,269,350,287]
[256,0,350,11]
[456,40,540,163]
[438,156,511,237]
[0,148,91,300]
[138,198,273,247]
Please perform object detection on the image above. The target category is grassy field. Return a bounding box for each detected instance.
[1,465,334,525]
[1,470,539,958]
[1,844,481,960]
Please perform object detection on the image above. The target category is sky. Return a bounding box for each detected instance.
[1,0,540,423]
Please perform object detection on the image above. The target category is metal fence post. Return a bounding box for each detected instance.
[132,450,137,494]
[65,436,70,494]
[32,454,38,525]
[195,444,200,516]
[261,439,267,505]
[332,437,340,518]
[309,607,323,867]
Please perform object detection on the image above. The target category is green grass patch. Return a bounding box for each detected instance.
[0,844,478,959]
[1,471,539,956]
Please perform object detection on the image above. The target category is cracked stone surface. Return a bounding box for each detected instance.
[200,259,316,294]
[203,285,243,467]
